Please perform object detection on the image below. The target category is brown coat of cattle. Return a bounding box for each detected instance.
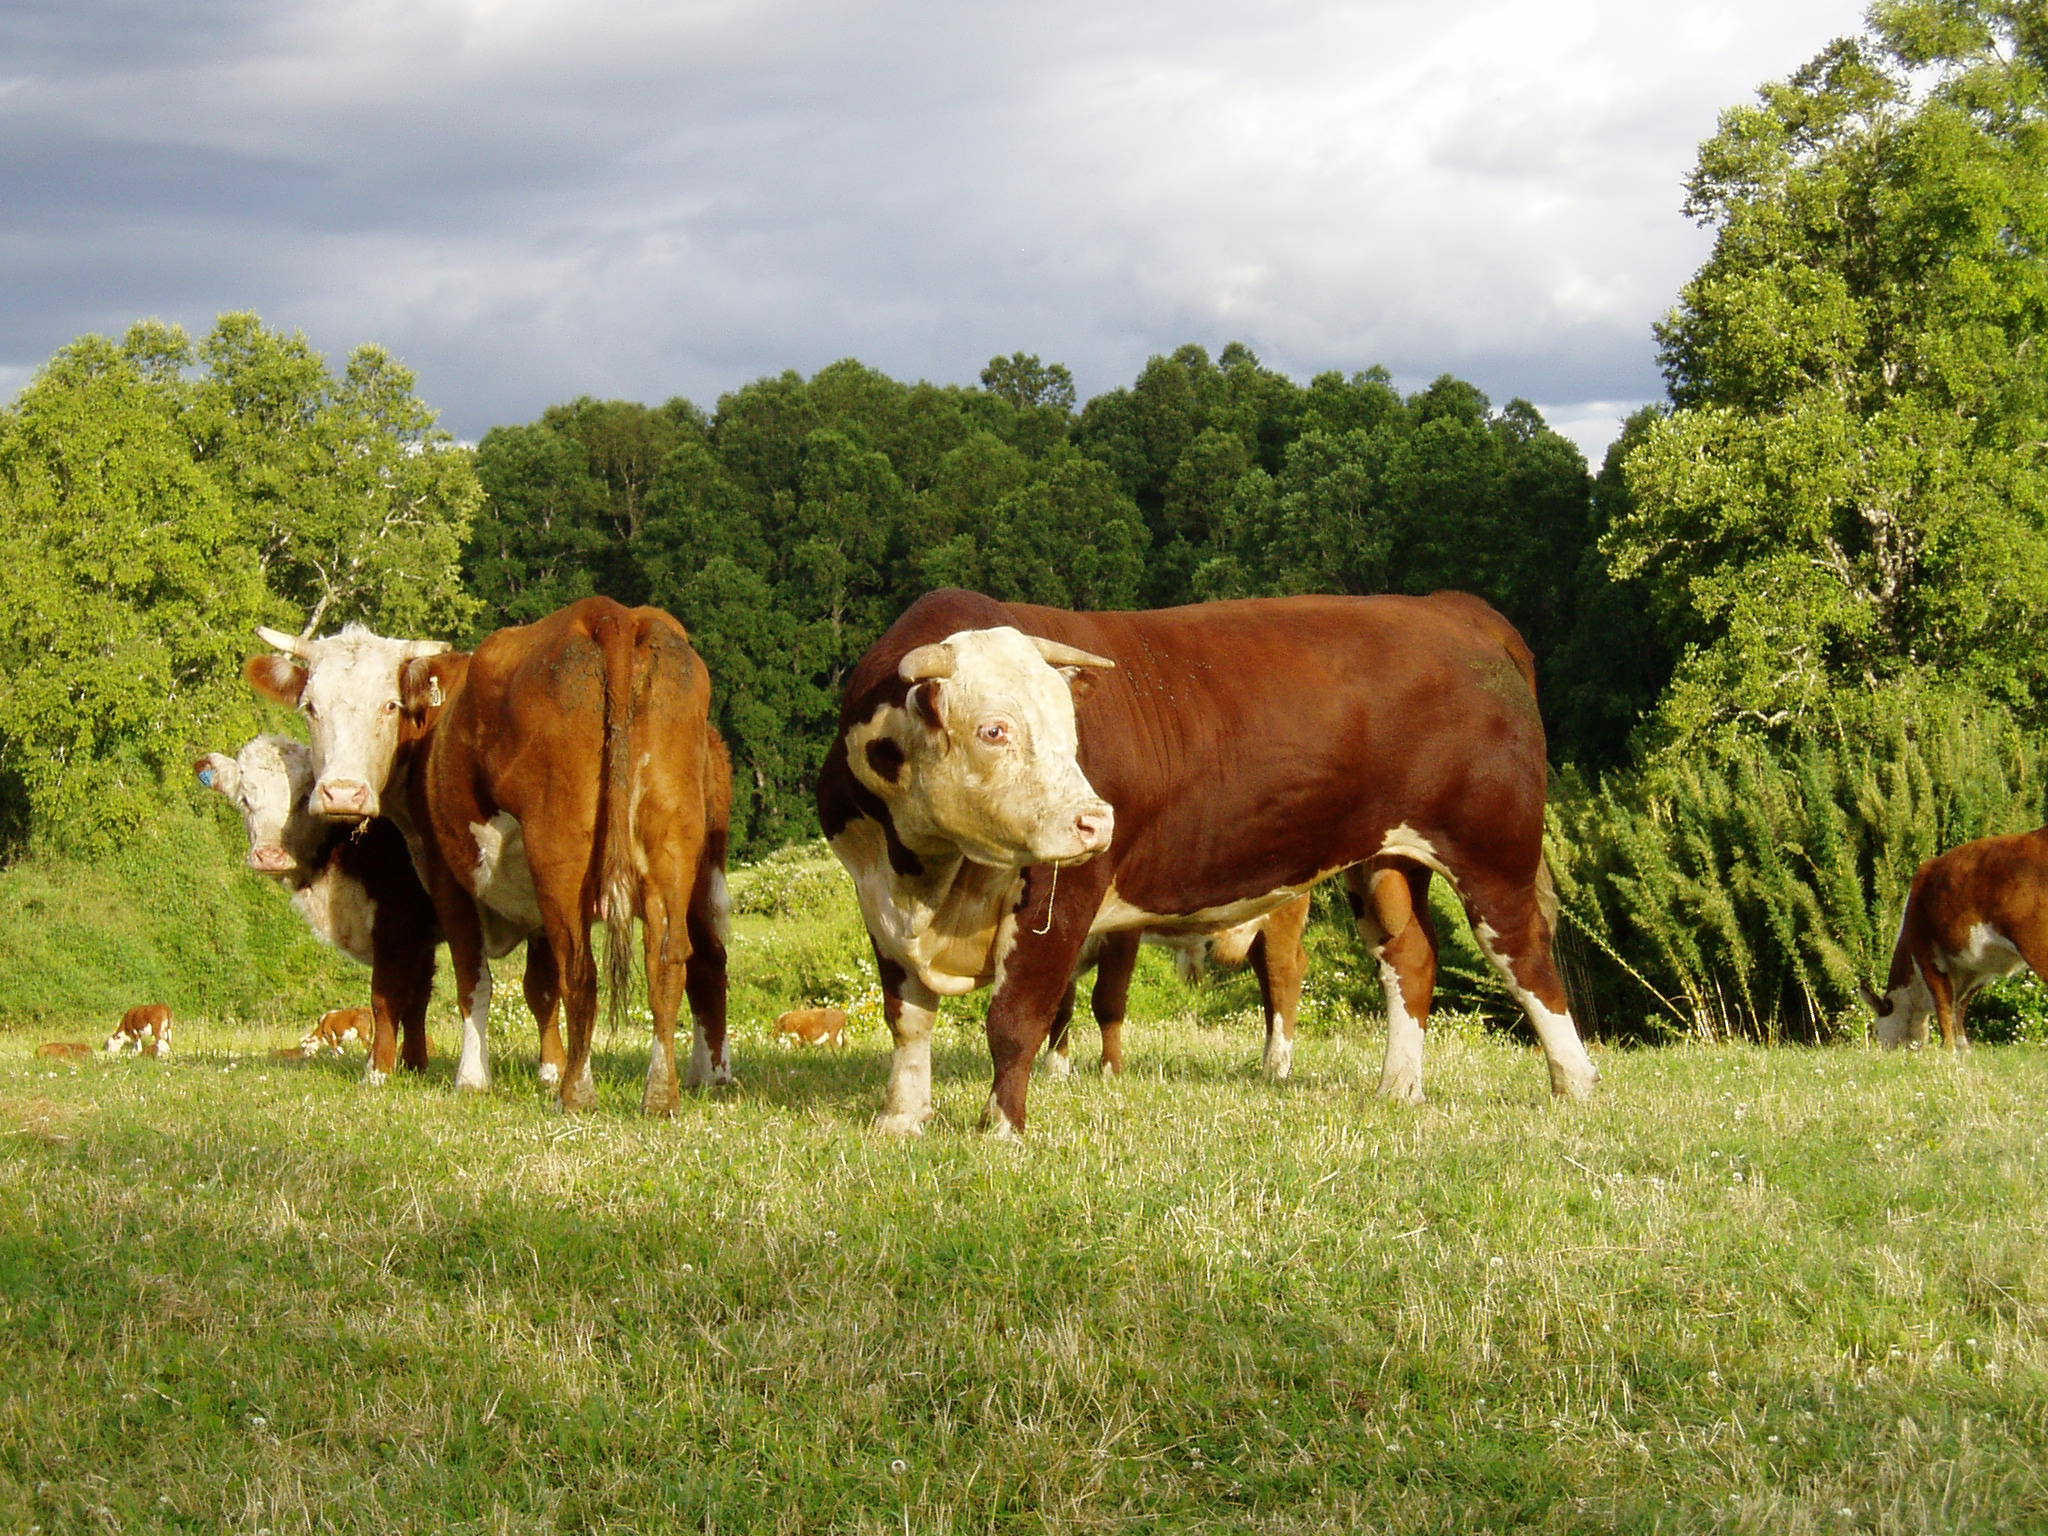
[819,588,1598,1134]
[775,1006,848,1046]
[249,597,733,1115]
[303,1006,375,1056]
[36,1041,94,1061]
[107,1003,173,1057]
[1861,826,2048,1049]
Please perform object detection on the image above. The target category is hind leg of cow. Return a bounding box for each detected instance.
[429,887,498,1095]
[1347,864,1439,1103]
[875,950,940,1135]
[1042,977,1080,1078]
[1089,931,1140,1076]
[1458,874,1599,1100]
[521,937,566,1089]
[637,888,687,1117]
[367,940,436,1085]
[1255,895,1312,1080]
[681,857,732,1090]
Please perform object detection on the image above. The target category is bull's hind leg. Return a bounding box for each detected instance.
[521,936,566,1088]
[1346,863,1439,1103]
[1088,930,1140,1075]
[1459,872,1598,1100]
[681,855,731,1089]
[1254,894,1312,1080]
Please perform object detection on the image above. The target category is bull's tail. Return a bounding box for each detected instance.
[1535,852,1559,932]
[596,609,640,1043]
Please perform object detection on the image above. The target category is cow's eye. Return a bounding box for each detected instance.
[977,721,1011,746]
[383,698,401,714]
[303,701,320,721]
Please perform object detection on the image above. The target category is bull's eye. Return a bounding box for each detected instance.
[383,698,401,714]
[977,721,1012,746]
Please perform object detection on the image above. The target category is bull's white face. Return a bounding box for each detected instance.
[198,735,316,876]
[1863,976,1931,1048]
[848,626,1115,869]
[249,625,448,821]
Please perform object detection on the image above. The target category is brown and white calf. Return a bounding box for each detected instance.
[1044,894,1314,1078]
[303,1006,374,1056]
[1861,826,2048,1049]
[107,1003,173,1057]
[248,597,733,1115]
[197,735,444,1083]
[776,1006,849,1046]
[819,587,1597,1135]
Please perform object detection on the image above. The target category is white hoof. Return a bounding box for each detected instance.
[873,1110,929,1136]
[1040,1050,1073,1079]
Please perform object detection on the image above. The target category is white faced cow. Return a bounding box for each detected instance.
[1861,826,2048,1049]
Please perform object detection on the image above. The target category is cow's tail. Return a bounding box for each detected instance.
[597,609,640,1043]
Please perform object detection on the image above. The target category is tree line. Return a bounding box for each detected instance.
[0,0,2041,1038]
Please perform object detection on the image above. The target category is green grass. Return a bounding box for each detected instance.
[6,939,2048,1535]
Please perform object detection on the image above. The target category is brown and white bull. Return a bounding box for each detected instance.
[107,1003,173,1057]
[1044,894,1314,1078]
[247,596,733,1115]
[818,588,1598,1135]
[196,735,445,1082]
[1860,826,2048,1049]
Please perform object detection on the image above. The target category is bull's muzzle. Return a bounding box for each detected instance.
[249,844,295,875]
[316,779,377,820]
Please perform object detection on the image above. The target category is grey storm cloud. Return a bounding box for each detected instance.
[2,0,1870,458]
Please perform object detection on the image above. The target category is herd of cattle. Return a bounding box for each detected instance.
[93,586,2037,1134]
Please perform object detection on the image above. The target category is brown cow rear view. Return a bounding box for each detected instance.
[107,1004,173,1057]
[1861,826,2048,1048]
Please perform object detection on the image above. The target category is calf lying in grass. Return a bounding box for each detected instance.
[1861,826,2048,1048]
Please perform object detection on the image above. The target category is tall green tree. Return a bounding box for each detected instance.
[1607,0,2048,745]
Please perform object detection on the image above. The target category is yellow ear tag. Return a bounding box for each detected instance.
[427,677,444,708]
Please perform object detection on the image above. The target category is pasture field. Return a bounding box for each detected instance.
[5,895,2048,1534]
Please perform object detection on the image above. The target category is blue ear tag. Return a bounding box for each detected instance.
[199,768,216,787]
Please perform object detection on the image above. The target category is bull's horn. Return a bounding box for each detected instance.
[400,639,453,661]
[899,642,957,684]
[256,625,311,658]
[1031,637,1116,671]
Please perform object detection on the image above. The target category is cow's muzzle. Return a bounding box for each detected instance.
[249,844,295,875]
[1045,801,1114,866]
[316,779,377,820]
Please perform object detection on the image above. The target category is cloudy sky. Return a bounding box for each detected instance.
[5,0,1867,460]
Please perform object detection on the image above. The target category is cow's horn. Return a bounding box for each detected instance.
[1031,637,1116,671]
[256,625,311,658]
[399,639,453,661]
[899,642,957,684]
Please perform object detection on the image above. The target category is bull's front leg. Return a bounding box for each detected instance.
[875,950,941,1135]
[983,864,1100,1136]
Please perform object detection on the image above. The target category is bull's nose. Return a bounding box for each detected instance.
[249,845,294,874]
[1075,804,1114,852]
[316,779,376,819]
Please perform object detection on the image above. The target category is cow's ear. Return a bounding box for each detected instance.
[245,654,305,707]
[399,657,445,727]
[1857,980,1884,1013]
[908,680,945,732]
[1058,665,1104,705]
[195,753,237,796]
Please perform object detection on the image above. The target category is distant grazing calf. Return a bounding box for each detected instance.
[776,1006,848,1047]
[1045,893,1315,1078]
[36,1041,94,1061]
[1861,826,2048,1048]
[107,1004,173,1057]
[302,1006,374,1057]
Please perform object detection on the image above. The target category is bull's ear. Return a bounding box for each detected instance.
[1857,980,1885,1013]
[194,753,237,796]
[908,680,946,732]
[245,654,305,707]
[1059,665,1105,705]
[399,657,446,726]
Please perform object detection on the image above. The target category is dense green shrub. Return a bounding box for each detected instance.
[1550,696,2048,1043]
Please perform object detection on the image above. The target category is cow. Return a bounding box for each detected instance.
[1859,826,2048,1049]
[303,1006,375,1057]
[1043,894,1314,1078]
[775,1006,849,1047]
[246,596,733,1115]
[107,1003,173,1057]
[196,735,451,1084]
[36,1041,94,1061]
[817,588,1598,1135]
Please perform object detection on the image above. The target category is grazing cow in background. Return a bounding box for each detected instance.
[775,1006,849,1047]
[247,596,733,1115]
[302,1006,375,1057]
[1861,826,2048,1049]
[107,1003,173,1057]
[818,587,1597,1135]
[197,735,452,1083]
[1044,894,1314,1078]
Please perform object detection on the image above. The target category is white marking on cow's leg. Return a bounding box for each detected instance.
[980,1091,1022,1141]
[1042,1041,1073,1078]
[1377,957,1426,1104]
[362,1063,388,1087]
[1472,923,1598,1101]
[686,1021,733,1088]
[567,1058,596,1107]
[537,1059,561,1087]
[1263,1009,1294,1080]
[454,964,494,1094]
[875,980,939,1135]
